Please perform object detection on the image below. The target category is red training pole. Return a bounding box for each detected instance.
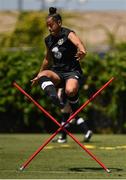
[13,77,114,172]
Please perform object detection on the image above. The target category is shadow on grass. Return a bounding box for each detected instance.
[69,167,123,172]
[82,140,101,144]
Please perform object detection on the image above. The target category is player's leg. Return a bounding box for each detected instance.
[76,117,93,142]
[65,78,80,112]
[52,88,70,143]
[65,78,93,142]
[38,70,64,108]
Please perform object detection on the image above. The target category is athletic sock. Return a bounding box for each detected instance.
[76,117,89,134]
[39,76,63,108]
[67,93,79,112]
[60,112,70,139]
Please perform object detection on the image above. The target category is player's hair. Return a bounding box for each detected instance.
[47,7,62,22]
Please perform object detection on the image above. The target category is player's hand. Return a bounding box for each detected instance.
[31,76,39,86]
[31,72,44,86]
[75,51,85,61]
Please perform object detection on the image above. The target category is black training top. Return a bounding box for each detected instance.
[45,27,82,73]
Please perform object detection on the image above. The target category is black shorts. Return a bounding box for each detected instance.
[51,69,84,88]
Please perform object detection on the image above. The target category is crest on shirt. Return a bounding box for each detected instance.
[52,46,62,59]
[57,38,64,45]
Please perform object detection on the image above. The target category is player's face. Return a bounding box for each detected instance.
[47,17,61,36]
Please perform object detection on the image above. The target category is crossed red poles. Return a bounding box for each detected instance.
[13,77,114,173]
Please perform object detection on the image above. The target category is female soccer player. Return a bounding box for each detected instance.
[31,7,86,110]
[31,7,93,142]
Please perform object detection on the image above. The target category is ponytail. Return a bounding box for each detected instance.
[47,7,62,22]
[49,7,57,15]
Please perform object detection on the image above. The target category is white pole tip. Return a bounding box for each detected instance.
[19,166,24,171]
[106,169,111,173]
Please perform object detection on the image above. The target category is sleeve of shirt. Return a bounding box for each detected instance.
[64,28,75,38]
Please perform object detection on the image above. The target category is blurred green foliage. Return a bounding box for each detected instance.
[0,12,126,133]
[0,11,47,48]
[0,44,126,133]
[80,45,126,133]
[0,49,47,132]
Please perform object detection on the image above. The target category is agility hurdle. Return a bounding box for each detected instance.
[13,77,114,173]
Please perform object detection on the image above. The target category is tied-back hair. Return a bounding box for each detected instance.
[47,7,62,22]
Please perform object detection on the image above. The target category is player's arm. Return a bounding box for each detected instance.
[68,31,87,60]
[39,52,50,72]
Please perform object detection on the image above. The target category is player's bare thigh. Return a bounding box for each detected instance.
[38,70,61,86]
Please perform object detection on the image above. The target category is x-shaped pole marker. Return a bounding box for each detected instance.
[13,77,114,173]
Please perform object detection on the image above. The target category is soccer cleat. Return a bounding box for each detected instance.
[84,130,93,142]
[57,136,67,143]
[52,136,67,143]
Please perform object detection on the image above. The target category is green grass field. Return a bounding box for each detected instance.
[0,134,126,179]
